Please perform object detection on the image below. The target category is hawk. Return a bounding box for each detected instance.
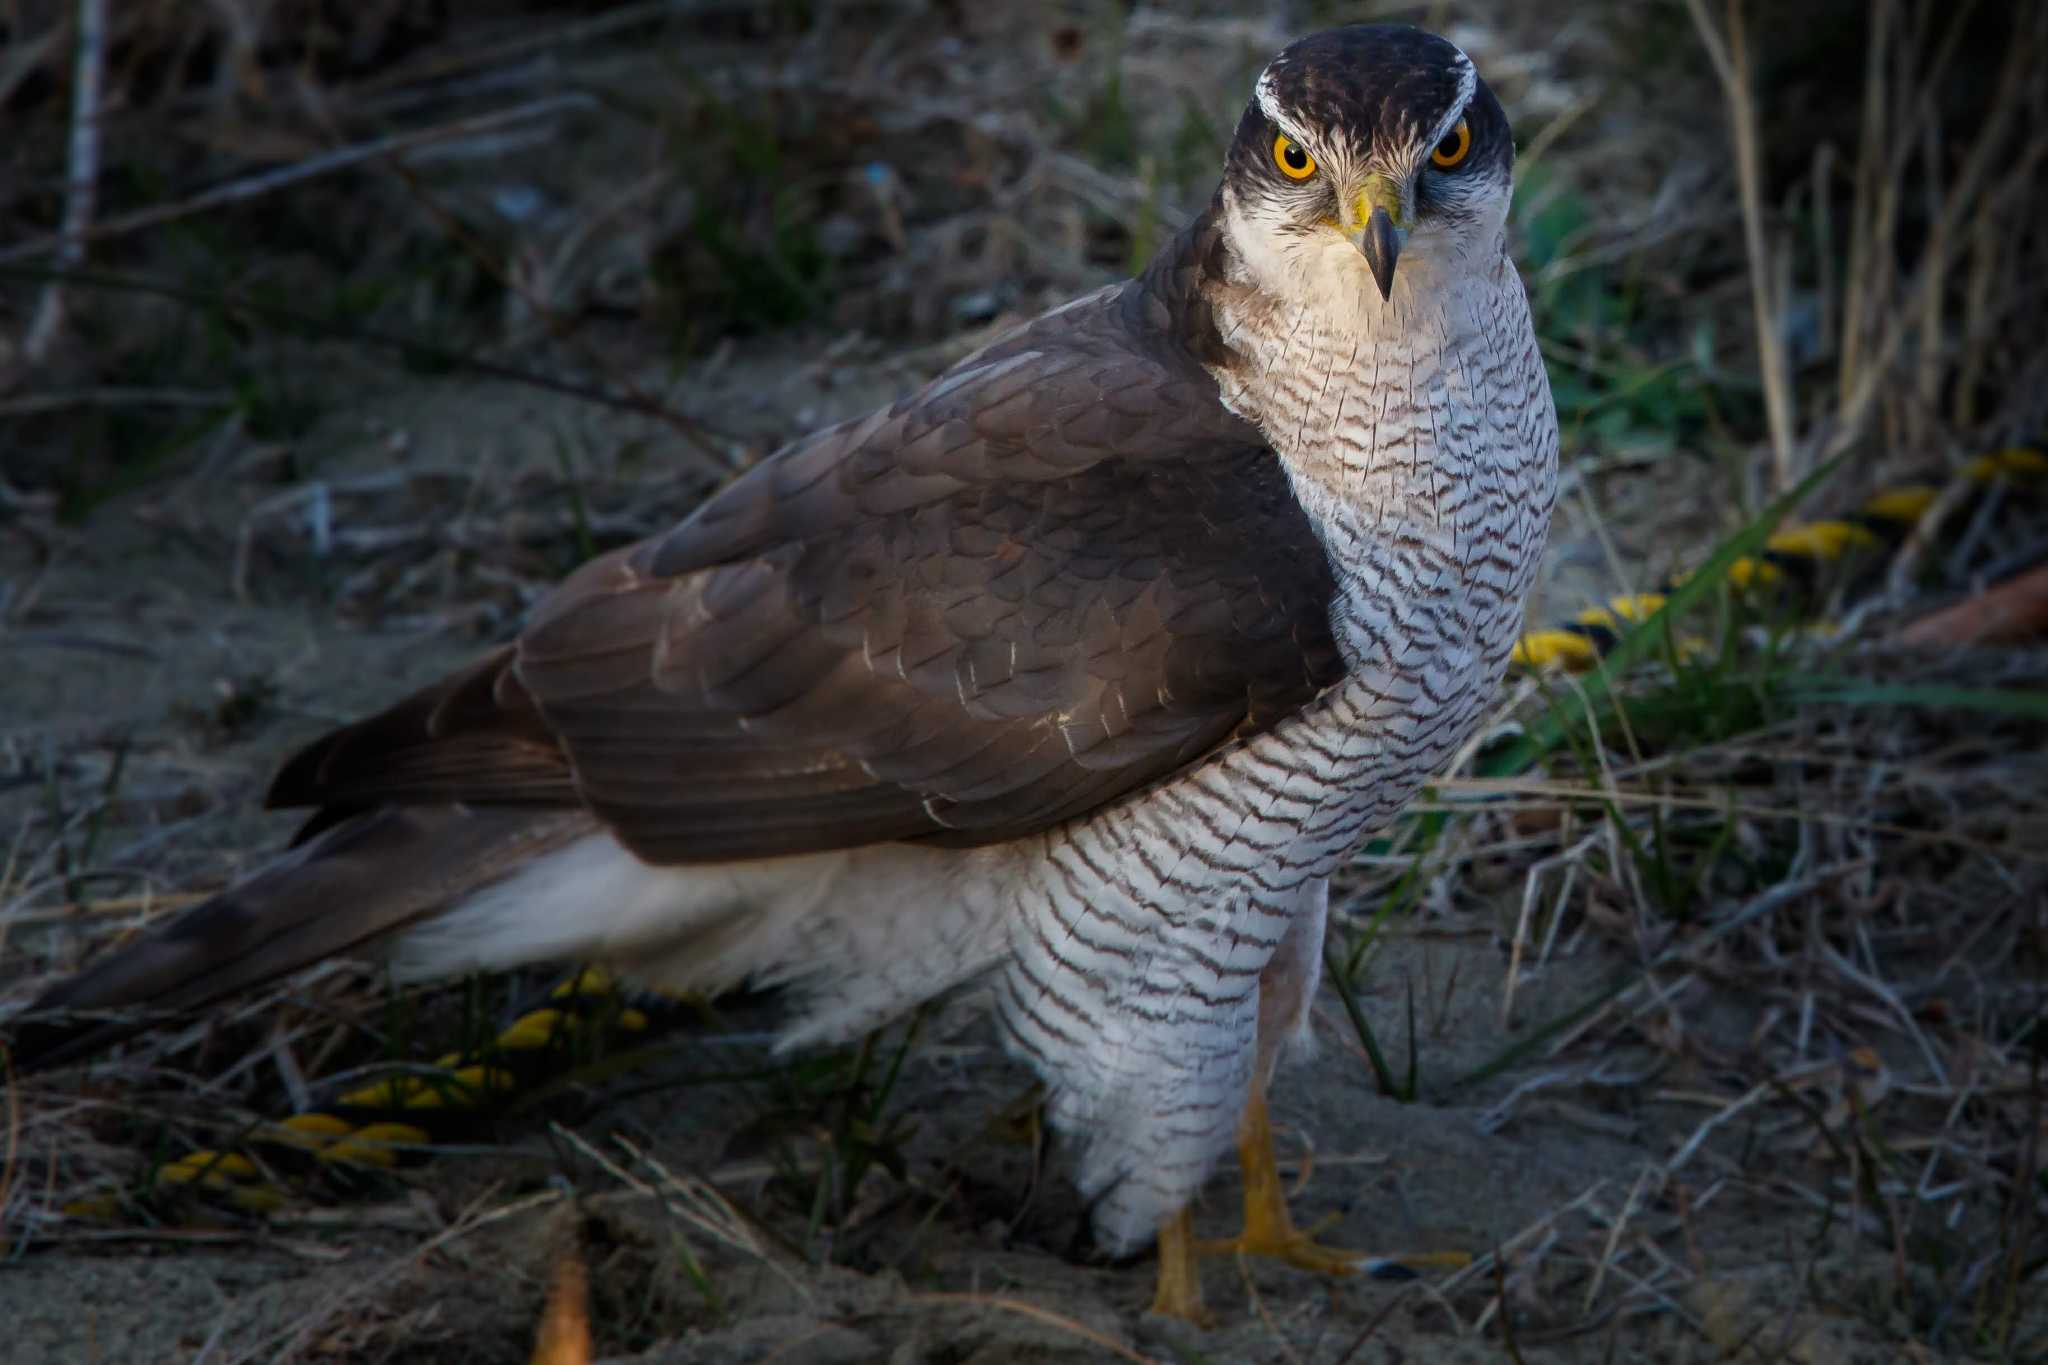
[14,24,1556,1321]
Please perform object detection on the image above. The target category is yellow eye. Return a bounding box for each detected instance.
[1431,119,1472,169]
[1272,133,1316,180]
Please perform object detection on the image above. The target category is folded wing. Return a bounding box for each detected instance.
[274,255,1346,862]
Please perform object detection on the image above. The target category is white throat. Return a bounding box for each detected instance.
[1207,221,1515,480]
[1201,215,1556,670]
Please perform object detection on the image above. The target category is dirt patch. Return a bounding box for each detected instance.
[4,3,2044,1363]
[4,611,2004,1365]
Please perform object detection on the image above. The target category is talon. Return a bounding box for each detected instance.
[1148,1207,1215,1326]
[1210,1085,1468,1284]
[1365,1249,1473,1280]
[1196,1228,1369,1275]
[1150,1086,1471,1327]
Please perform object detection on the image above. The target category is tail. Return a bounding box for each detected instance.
[8,804,590,1071]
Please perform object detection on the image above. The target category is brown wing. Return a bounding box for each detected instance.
[273,219,1344,863]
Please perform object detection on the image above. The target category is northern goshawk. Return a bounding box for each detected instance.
[15,24,1557,1321]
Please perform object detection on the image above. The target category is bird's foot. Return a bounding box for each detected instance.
[1195,1213,1365,1275]
[1148,1088,1472,1326]
[1148,1207,1216,1327]
[1207,1088,1471,1282]
[1147,1199,1468,1327]
[1195,1212,1469,1280]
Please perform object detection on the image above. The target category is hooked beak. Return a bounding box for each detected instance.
[1343,173,1408,301]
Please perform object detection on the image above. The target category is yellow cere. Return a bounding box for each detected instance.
[1272,133,1317,180]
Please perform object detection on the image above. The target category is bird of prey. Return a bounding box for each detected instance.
[14,24,1556,1322]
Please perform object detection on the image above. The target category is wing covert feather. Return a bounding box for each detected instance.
[269,215,1346,863]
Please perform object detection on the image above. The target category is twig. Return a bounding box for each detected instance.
[1584,1163,1656,1314]
[1665,1082,1770,1175]
[1821,1,2045,466]
[1882,465,1991,599]
[1895,562,2048,648]
[17,0,106,368]
[528,1208,593,1365]
[552,1125,803,1295]
[906,1293,1162,1365]
[1683,0,1796,488]
[0,388,233,418]
[1237,1248,1307,1365]
[0,94,595,268]
[229,1185,566,1365]
[5,267,745,467]
[0,25,65,111]
[0,1045,20,1248]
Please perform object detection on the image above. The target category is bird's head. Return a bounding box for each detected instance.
[1218,25,1515,320]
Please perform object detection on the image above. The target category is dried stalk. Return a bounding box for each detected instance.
[1684,0,1796,488]
[17,0,107,369]
[0,94,595,269]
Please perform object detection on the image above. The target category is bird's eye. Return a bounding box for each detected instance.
[1431,119,1472,169]
[1272,134,1316,180]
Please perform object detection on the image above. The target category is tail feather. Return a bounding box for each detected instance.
[9,805,592,1071]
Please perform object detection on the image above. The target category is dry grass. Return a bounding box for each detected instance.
[1337,646,2048,1347]
[2,2,2045,1361]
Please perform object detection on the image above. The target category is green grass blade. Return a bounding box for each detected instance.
[1483,453,1847,779]
[1775,678,2048,719]
[1323,942,1400,1098]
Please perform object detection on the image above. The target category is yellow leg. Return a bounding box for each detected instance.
[1197,1080,1470,1279]
[1148,1206,1213,1325]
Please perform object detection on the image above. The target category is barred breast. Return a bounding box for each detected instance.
[995,244,1557,1251]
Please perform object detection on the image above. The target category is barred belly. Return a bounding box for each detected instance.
[996,251,1556,1250]
[996,561,1531,1251]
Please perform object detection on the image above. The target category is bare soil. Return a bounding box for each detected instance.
[3,4,2042,1363]
[1,366,1995,1362]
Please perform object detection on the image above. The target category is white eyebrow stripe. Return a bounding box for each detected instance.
[1427,47,1479,148]
[1260,47,1479,163]
[1255,66,1317,151]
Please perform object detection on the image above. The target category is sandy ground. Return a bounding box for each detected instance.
[3,7,2040,1361]
[2,344,1985,1365]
